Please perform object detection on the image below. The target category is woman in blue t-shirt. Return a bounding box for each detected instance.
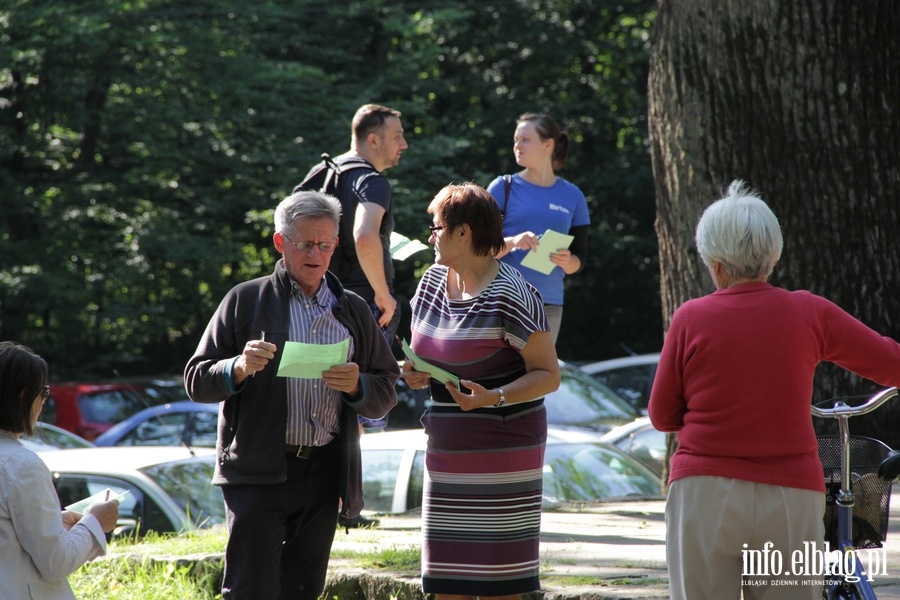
[487,113,590,343]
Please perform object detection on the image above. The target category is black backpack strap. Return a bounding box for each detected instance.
[330,153,375,175]
[501,174,512,217]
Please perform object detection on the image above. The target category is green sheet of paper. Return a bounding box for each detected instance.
[519,229,575,275]
[400,338,460,389]
[277,338,350,379]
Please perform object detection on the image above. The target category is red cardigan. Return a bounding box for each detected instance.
[649,282,900,492]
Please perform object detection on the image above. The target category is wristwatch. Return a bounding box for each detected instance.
[494,387,506,407]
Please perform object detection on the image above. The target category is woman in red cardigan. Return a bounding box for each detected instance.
[649,180,900,600]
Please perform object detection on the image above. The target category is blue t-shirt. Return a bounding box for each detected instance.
[487,173,590,305]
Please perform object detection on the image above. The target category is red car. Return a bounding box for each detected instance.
[42,378,186,441]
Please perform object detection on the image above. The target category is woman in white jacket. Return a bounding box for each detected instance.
[0,341,119,600]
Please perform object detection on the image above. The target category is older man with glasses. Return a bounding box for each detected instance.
[184,190,399,600]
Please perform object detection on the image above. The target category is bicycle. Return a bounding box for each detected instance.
[812,387,900,600]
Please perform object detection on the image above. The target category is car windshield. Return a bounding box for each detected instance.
[542,443,660,502]
[28,426,92,449]
[544,366,638,428]
[140,459,225,528]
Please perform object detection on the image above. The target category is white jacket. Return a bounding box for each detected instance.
[0,431,106,600]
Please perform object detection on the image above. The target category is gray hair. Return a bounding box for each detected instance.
[695,180,783,279]
[274,190,342,235]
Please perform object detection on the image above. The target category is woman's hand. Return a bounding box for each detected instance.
[85,500,120,533]
[447,380,499,411]
[61,510,81,531]
[549,248,581,274]
[400,360,431,391]
[510,231,540,252]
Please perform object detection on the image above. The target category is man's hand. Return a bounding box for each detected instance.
[323,362,361,397]
[373,291,397,328]
[234,339,277,384]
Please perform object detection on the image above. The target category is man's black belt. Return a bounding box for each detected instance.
[284,444,322,459]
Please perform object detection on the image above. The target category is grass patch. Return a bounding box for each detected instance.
[107,528,228,557]
[542,575,604,586]
[338,545,421,571]
[70,557,222,600]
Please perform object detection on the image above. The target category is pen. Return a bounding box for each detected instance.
[252,331,265,378]
[104,490,110,502]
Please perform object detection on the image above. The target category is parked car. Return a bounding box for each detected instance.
[37,446,223,538]
[599,417,668,475]
[388,360,638,432]
[359,427,662,514]
[20,422,94,452]
[93,401,218,448]
[579,353,660,414]
[43,377,187,441]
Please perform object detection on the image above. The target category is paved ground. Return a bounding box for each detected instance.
[328,485,900,599]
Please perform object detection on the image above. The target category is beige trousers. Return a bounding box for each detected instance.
[666,476,825,600]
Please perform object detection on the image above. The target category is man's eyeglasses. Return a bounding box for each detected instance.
[428,224,447,234]
[282,233,337,254]
[40,386,50,405]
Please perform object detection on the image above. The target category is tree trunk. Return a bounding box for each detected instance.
[648,0,900,448]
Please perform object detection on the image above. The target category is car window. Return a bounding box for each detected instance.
[78,390,153,424]
[141,459,224,528]
[360,449,406,513]
[186,411,218,447]
[29,426,92,449]
[617,428,668,474]
[592,365,654,410]
[542,443,659,502]
[544,367,638,427]
[126,413,192,446]
[52,473,172,536]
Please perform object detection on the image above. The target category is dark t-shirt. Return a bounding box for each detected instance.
[332,165,394,303]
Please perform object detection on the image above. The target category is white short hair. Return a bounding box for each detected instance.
[695,180,783,279]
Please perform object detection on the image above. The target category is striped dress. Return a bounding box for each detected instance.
[410,261,549,596]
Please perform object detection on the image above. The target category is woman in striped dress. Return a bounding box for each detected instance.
[403,183,561,600]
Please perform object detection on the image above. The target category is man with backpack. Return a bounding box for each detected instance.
[295,104,408,344]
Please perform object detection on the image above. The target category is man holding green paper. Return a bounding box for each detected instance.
[184,190,399,600]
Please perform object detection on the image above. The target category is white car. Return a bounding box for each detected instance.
[360,427,662,514]
[38,446,223,538]
[390,360,639,431]
[579,353,660,414]
[599,417,668,475]
[21,422,94,452]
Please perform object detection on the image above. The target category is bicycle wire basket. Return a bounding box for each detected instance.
[817,435,893,549]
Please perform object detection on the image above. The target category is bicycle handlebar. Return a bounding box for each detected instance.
[810,387,899,419]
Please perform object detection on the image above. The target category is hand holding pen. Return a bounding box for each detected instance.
[240,330,276,382]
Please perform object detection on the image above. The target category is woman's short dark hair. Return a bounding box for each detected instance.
[0,341,49,436]
[428,183,505,258]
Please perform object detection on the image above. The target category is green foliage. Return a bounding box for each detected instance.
[70,555,222,599]
[1,0,659,378]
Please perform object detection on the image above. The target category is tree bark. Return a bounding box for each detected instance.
[648,0,900,446]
